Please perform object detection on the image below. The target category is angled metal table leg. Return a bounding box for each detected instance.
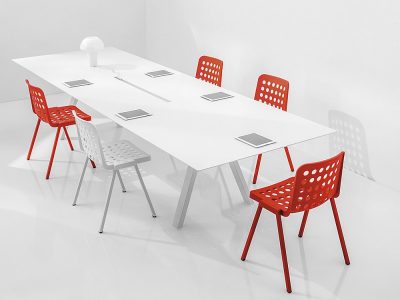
[61,97,78,140]
[173,166,197,229]
[229,161,251,204]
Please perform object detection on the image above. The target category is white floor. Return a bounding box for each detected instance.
[1,96,399,300]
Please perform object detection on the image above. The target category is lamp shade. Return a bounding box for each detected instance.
[80,36,104,67]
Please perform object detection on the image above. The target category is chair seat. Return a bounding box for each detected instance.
[250,177,295,216]
[102,140,150,169]
[48,105,91,127]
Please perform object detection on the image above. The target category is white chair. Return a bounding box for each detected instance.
[72,112,156,233]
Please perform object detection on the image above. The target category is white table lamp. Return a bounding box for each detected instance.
[80,36,104,67]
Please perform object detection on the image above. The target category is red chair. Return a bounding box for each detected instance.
[241,152,350,293]
[252,74,295,184]
[25,80,95,179]
[195,56,223,87]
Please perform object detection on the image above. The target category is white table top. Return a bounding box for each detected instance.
[14,47,334,171]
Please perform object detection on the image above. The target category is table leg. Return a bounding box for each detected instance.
[173,166,197,228]
[61,97,78,140]
[229,161,251,204]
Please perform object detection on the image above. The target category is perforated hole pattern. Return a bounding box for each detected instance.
[102,140,149,167]
[74,115,104,164]
[329,110,373,180]
[254,74,289,111]
[26,81,90,127]
[257,177,295,212]
[48,106,90,126]
[195,56,223,87]
[291,152,345,213]
[26,81,50,123]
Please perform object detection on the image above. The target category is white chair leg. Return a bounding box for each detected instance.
[73,157,89,206]
[99,170,117,233]
[116,170,126,192]
[134,164,156,217]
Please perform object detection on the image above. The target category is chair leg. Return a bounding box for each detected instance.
[90,160,96,168]
[46,127,61,180]
[252,154,263,184]
[27,119,41,160]
[241,204,262,261]
[99,170,117,233]
[284,147,295,172]
[276,214,292,293]
[72,157,89,206]
[63,126,74,151]
[298,210,309,237]
[116,170,126,192]
[330,198,350,265]
[134,164,156,217]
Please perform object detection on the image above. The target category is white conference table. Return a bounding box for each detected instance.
[14,47,334,228]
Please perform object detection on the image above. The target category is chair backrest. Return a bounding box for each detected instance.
[195,55,223,87]
[25,80,50,122]
[290,152,345,213]
[254,74,289,111]
[73,112,106,167]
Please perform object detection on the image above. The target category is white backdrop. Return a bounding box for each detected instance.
[1,0,399,189]
[145,0,400,190]
[0,0,145,102]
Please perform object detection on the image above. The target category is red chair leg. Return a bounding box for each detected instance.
[330,198,350,265]
[276,214,292,293]
[284,146,294,172]
[63,126,74,151]
[27,119,41,160]
[90,160,96,168]
[252,154,263,184]
[46,127,61,180]
[241,204,262,261]
[298,210,309,237]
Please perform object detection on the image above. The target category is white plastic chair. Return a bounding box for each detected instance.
[72,112,156,233]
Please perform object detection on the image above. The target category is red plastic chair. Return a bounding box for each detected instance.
[241,152,349,293]
[195,56,223,87]
[252,74,295,184]
[25,80,95,179]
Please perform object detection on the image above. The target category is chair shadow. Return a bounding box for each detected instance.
[297,234,350,299]
[28,158,82,164]
[329,110,374,180]
[101,231,178,247]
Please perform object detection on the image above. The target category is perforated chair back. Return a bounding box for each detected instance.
[26,80,50,122]
[291,152,345,213]
[195,56,223,87]
[73,112,106,167]
[254,74,289,111]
